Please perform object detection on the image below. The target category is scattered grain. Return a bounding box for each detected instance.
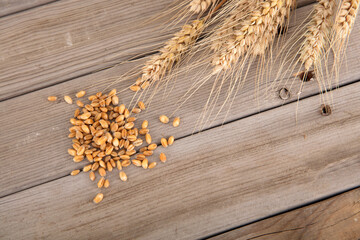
[76,91,86,98]
[119,171,127,181]
[173,117,180,127]
[93,193,103,204]
[160,153,167,163]
[47,96,57,102]
[64,95,73,104]
[159,115,169,124]
[71,170,80,176]
[161,138,168,148]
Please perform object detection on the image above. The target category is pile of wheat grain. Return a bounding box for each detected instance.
[49,90,180,203]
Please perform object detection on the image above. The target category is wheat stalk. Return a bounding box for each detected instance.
[299,0,335,71]
[190,0,217,13]
[212,0,294,74]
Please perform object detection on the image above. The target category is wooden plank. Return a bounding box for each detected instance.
[1,78,360,239]
[210,188,360,240]
[1,3,360,198]
[0,0,314,101]
[0,0,55,17]
[0,0,175,101]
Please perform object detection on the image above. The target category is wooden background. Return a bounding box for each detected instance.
[0,0,359,239]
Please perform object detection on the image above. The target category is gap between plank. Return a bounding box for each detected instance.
[0,0,60,18]
[202,184,360,240]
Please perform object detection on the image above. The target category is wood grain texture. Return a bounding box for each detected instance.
[1,3,360,198]
[210,188,360,240]
[0,0,56,17]
[0,0,314,101]
[1,78,360,239]
[0,0,175,101]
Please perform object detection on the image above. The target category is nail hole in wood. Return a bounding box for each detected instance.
[278,87,290,100]
[299,71,314,82]
[320,104,332,116]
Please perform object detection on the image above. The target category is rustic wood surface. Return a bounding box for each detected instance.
[0,0,359,239]
[210,188,360,240]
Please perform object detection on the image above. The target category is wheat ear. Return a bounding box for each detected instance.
[212,0,294,74]
[190,0,217,13]
[299,0,335,71]
[132,19,205,90]
[334,0,359,38]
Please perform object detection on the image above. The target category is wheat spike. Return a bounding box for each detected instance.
[190,0,217,13]
[135,19,205,89]
[212,0,294,74]
[299,0,335,71]
[334,0,359,39]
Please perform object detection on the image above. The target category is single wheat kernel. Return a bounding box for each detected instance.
[108,89,117,97]
[112,95,119,105]
[119,171,127,181]
[79,112,91,120]
[124,109,130,118]
[99,167,106,177]
[160,153,167,163]
[148,162,157,169]
[138,101,146,110]
[132,160,142,167]
[99,160,106,168]
[159,115,169,124]
[130,85,140,92]
[139,128,149,135]
[173,117,180,127]
[92,162,99,171]
[99,119,109,129]
[142,120,148,129]
[76,100,84,107]
[76,91,86,98]
[106,162,113,172]
[104,179,110,188]
[81,124,90,134]
[68,148,76,156]
[148,143,157,151]
[64,95,73,104]
[93,193,104,204]
[132,108,141,114]
[74,109,80,118]
[117,160,122,170]
[124,122,134,130]
[127,117,136,122]
[71,169,80,176]
[121,159,130,167]
[48,96,57,102]
[73,155,84,162]
[97,177,105,188]
[143,150,153,156]
[110,159,116,168]
[83,164,92,172]
[161,138,168,148]
[120,155,130,160]
[77,146,85,155]
[145,133,152,144]
[142,158,148,169]
[89,171,96,181]
[168,136,174,146]
[136,154,146,160]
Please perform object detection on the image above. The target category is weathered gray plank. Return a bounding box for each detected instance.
[0,0,175,101]
[0,0,55,17]
[210,188,360,240]
[0,0,315,101]
[1,78,360,240]
[1,3,360,198]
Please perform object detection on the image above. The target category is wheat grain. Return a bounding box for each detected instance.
[93,193,103,203]
[64,95,73,104]
[47,96,57,101]
[173,117,181,127]
[300,0,335,71]
[71,170,80,176]
[160,153,167,163]
[159,115,170,123]
[189,0,217,13]
[76,91,86,98]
